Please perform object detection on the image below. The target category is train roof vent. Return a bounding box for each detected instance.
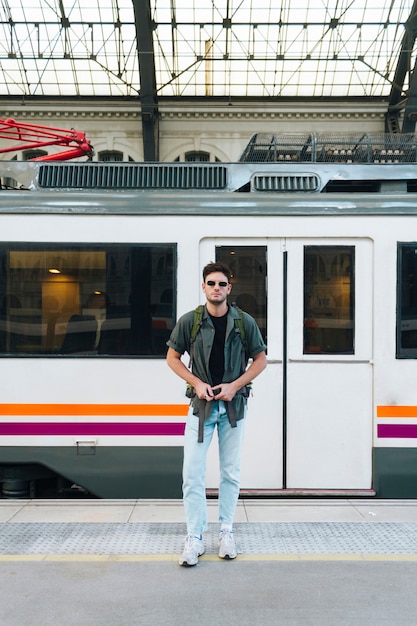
[253,173,320,192]
[37,163,228,190]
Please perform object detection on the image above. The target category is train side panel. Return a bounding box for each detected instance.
[0,192,416,496]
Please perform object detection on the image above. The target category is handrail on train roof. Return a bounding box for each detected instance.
[239,132,417,164]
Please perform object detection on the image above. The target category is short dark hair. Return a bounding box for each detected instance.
[202,261,232,283]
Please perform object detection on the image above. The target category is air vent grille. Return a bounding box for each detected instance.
[38,163,228,190]
[253,174,320,192]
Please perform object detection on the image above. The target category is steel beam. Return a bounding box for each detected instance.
[387,0,417,133]
[132,0,159,161]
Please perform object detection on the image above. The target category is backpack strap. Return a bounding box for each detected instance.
[197,400,206,443]
[191,304,204,341]
[188,304,204,368]
[233,306,246,342]
[232,305,247,372]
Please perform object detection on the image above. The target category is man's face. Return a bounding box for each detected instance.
[202,272,232,306]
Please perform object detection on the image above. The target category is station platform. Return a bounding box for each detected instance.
[1,498,417,625]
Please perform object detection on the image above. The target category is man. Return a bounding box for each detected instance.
[166,261,267,566]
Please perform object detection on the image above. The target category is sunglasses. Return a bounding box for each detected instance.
[206,280,229,287]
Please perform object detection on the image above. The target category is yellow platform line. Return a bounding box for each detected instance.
[1,553,417,563]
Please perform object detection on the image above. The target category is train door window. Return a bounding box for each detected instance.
[0,244,175,357]
[304,246,355,354]
[215,246,267,342]
[397,243,417,357]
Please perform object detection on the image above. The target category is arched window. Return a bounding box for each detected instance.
[174,151,221,162]
[184,151,210,162]
[97,150,135,162]
[23,149,48,161]
[98,150,124,162]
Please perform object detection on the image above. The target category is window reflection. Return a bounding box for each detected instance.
[398,244,417,357]
[0,244,175,357]
[215,245,267,343]
[304,246,354,354]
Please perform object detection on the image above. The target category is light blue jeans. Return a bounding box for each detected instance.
[182,400,246,536]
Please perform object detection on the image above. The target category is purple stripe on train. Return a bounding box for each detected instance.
[0,422,186,436]
[378,424,417,438]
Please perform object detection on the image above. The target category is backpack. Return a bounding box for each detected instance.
[191,304,246,345]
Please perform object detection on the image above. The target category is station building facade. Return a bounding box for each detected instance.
[0,98,390,163]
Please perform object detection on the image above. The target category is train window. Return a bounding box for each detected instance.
[397,244,417,358]
[0,244,175,357]
[304,246,355,354]
[215,245,267,342]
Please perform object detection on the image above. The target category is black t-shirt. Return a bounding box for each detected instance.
[208,310,228,385]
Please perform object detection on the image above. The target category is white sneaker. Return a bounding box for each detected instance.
[179,534,205,567]
[218,530,237,559]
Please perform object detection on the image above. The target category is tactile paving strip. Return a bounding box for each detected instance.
[1,522,417,555]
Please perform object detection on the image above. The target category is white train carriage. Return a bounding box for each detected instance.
[0,134,417,498]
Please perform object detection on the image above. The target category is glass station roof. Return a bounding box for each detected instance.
[0,0,415,99]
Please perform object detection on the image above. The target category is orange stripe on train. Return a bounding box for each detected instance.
[377,406,417,418]
[0,404,189,417]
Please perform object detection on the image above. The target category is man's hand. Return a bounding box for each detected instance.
[194,381,215,401]
[210,382,238,402]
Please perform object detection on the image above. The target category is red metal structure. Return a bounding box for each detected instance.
[0,118,94,161]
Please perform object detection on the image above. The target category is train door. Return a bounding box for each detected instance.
[201,238,373,492]
[285,239,373,489]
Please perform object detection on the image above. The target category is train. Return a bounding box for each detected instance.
[1,132,417,499]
